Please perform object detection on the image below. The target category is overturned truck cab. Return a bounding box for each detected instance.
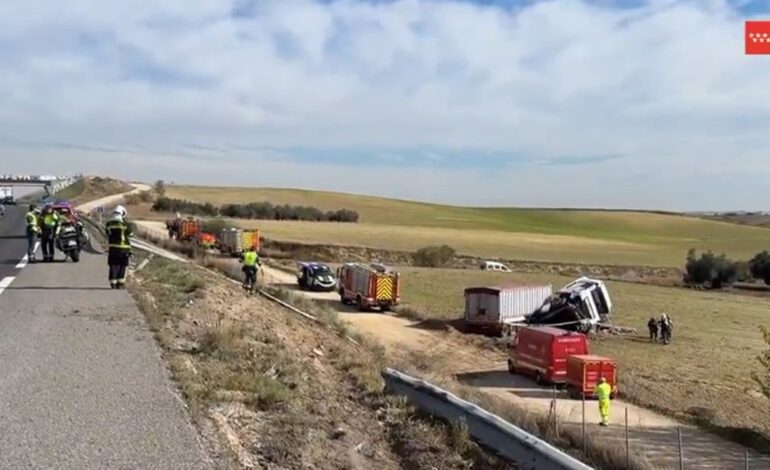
[525,277,612,332]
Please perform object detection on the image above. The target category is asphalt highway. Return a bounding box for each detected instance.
[0,205,212,469]
[0,205,29,281]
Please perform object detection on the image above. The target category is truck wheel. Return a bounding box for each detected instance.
[507,359,516,374]
[535,372,544,385]
[380,304,391,313]
[356,296,367,312]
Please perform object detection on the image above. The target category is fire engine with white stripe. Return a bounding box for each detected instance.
[337,262,400,312]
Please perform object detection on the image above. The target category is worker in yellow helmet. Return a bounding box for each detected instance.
[240,245,261,292]
[594,377,613,427]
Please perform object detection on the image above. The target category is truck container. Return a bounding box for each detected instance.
[464,284,552,336]
[241,229,260,252]
[337,262,400,311]
[507,326,589,385]
[179,218,201,242]
[218,228,243,256]
[565,355,617,399]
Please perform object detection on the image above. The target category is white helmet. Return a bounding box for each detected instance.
[112,205,127,219]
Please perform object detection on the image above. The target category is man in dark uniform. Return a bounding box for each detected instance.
[105,205,132,289]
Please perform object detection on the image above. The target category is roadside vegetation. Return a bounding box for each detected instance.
[151,196,359,223]
[52,176,133,205]
[129,257,516,469]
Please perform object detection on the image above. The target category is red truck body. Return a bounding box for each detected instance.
[507,326,589,385]
[179,219,201,241]
[337,262,400,311]
[566,355,618,399]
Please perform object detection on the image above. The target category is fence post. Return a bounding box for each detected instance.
[582,394,586,455]
[678,426,684,470]
[552,386,559,438]
[625,407,630,469]
[745,450,749,470]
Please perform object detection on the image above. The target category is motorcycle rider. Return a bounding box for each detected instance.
[25,204,41,262]
[105,205,132,289]
[39,203,61,262]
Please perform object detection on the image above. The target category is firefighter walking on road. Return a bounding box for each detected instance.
[25,204,40,262]
[39,204,60,262]
[595,377,612,427]
[105,205,132,289]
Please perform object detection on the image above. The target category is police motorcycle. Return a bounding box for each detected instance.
[56,218,88,263]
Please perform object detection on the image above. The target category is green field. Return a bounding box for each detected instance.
[165,185,770,267]
[395,267,770,442]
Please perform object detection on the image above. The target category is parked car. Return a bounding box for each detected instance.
[297,262,337,292]
[481,261,512,272]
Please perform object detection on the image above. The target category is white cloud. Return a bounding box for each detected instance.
[0,0,768,210]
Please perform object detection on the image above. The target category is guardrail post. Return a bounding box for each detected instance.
[745,450,749,470]
[678,426,684,470]
[625,407,630,469]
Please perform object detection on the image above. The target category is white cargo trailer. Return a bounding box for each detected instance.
[464,284,552,335]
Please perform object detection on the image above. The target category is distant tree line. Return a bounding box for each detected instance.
[684,248,770,289]
[152,197,359,223]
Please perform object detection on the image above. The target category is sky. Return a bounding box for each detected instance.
[1,0,769,211]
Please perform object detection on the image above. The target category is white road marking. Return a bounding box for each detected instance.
[0,276,15,296]
[14,241,40,269]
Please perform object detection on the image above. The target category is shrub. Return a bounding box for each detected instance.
[684,249,738,289]
[201,218,230,235]
[749,251,770,285]
[152,197,359,223]
[154,180,167,197]
[413,245,456,268]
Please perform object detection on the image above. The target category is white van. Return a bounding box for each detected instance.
[481,261,512,272]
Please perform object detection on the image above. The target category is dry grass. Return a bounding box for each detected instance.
[394,266,770,449]
[129,254,517,469]
[55,176,133,205]
[164,184,770,268]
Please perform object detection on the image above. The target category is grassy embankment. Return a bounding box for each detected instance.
[158,185,770,268]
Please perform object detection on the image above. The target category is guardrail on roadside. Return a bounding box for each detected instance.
[382,368,594,470]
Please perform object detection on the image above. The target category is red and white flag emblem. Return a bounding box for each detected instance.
[746,21,770,55]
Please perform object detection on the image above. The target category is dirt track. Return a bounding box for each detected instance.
[134,219,769,469]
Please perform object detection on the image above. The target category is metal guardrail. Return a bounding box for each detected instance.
[382,368,595,470]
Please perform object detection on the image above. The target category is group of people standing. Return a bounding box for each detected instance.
[24,202,132,289]
[647,314,674,344]
[25,203,83,262]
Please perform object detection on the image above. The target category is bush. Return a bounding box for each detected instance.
[413,245,456,268]
[152,196,359,223]
[154,180,166,197]
[749,251,770,285]
[124,190,154,206]
[684,249,738,289]
[151,197,218,217]
[201,218,230,235]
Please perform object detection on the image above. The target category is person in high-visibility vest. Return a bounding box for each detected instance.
[105,205,132,289]
[594,377,613,427]
[39,204,61,262]
[25,204,41,262]
[240,246,261,291]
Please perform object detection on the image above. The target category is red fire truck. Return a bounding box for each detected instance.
[337,262,400,312]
